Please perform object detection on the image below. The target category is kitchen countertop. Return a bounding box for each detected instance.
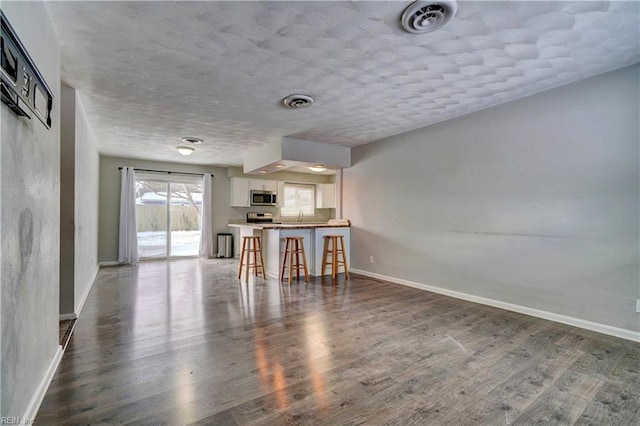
[229,222,350,230]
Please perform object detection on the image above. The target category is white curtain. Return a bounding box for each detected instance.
[199,173,214,257]
[118,167,139,264]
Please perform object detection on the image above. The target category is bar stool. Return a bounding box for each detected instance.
[321,235,349,279]
[238,236,265,282]
[280,237,309,282]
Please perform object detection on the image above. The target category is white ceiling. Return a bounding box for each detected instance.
[47,1,639,167]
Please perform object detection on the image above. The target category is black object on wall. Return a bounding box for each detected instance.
[1,10,53,128]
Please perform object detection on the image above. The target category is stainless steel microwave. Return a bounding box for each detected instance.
[250,190,277,206]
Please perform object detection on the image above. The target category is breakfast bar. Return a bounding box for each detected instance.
[229,220,350,278]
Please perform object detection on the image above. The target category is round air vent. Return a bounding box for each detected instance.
[181,137,203,144]
[283,94,315,109]
[401,0,457,34]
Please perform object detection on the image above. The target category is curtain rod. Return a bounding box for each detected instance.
[118,167,212,177]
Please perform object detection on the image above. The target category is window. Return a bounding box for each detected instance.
[280,183,315,217]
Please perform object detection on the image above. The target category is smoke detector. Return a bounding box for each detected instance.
[283,94,315,109]
[401,0,457,34]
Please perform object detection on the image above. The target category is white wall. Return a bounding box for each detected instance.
[344,65,639,335]
[1,1,61,417]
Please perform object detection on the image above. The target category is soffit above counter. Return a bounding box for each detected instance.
[243,137,351,175]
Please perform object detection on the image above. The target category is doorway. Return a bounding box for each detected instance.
[135,175,203,259]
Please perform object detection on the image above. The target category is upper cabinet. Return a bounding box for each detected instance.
[230,177,250,207]
[231,177,279,207]
[316,183,336,209]
[249,179,277,192]
[232,177,334,209]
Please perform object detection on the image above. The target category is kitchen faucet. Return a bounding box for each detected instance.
[298,209,303,223]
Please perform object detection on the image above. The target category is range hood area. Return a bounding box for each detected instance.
[243,137,351,175]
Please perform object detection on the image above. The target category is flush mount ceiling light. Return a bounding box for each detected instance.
[283,94,315,109]
[275,164,285,169]
[259,169,268,174]
[177,146,195,156]
[181,137,203,144]
[401,0,457,34]
[308,164,327,172]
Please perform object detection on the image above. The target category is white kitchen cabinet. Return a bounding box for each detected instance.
[249,179,277,192]
[230,177,250,207]
[231,178,279,207]
[315,183,336,208]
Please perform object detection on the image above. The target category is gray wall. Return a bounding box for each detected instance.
[1,1,61,417]
[98,160,335,262]
[98,157,227,263]
[59,86,76,316]
[344,65,639,333]
[73,91,100,313]
[60,86,99,318]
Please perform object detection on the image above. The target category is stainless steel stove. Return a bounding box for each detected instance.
[246,212,273,223]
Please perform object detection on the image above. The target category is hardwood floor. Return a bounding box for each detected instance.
[37,259,639,425]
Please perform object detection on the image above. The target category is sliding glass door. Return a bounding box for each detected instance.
[169,182,202,256]
[135,175,202,259]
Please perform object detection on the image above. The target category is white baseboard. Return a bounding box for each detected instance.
[75,265,99,319]
[28,266,100,420]
[59,265,98,321]
[98,261,119,266]
[22,345,63,422]
[351,268,640,343]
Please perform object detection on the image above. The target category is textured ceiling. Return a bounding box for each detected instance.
[47,1,639,166]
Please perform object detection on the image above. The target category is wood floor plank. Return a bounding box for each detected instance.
[35,259,640,425]
[512,370,603,425]
[575,380,640,426]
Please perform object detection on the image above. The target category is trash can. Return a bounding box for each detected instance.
[217,233,233,258]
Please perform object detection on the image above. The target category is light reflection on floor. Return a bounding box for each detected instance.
[235,275,336,415]
[88,258,349,421]
[304,314,330,412]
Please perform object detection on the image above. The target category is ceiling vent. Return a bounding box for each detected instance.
[181,137,203,144]
[401,0,457,34]
[283,94,315,109]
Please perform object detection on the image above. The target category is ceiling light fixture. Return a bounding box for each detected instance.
[308,165,327,172]
[275,164,285,169]
[259,170,268,174]
[401,0,457,34]
[283,94,315,109]
[177,146,195,155]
